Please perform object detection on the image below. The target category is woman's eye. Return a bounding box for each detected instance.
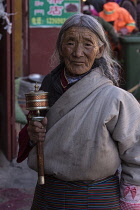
[67,42,74,46]
[85,43,92,47]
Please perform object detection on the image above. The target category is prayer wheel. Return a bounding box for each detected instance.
[25,82,49,111]
[25,83,49,185]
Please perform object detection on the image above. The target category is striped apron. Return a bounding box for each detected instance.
[31,174,120,210]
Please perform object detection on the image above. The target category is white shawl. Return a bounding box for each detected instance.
[28,68,140,185]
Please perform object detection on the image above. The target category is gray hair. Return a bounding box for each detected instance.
[51,13,120,86]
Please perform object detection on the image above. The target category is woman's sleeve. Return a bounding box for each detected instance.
[16,109,39,163]
[111,95,140,186]
[106,91,140,208]
[16,124,33,163]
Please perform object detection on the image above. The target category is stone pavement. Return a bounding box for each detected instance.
[0,150,37,210]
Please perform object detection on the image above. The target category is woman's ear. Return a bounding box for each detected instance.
[96,45,104,59]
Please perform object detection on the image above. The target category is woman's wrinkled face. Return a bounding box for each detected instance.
[61,26,102,76]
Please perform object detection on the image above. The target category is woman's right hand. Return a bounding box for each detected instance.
[27,117,47,145]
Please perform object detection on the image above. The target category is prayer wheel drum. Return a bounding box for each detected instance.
[25,83,49,111]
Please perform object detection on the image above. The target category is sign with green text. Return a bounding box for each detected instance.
[29,0,81,28]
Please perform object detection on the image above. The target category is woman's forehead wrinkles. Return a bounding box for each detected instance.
[63,27,98,42]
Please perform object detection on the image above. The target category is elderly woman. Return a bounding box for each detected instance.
[17,14,140,209]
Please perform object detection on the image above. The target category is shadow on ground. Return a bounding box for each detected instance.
[0,151,37,210]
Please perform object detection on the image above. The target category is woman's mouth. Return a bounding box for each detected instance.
[72,61,84,65]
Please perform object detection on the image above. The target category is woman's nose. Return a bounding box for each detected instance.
[73,45,84,57]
